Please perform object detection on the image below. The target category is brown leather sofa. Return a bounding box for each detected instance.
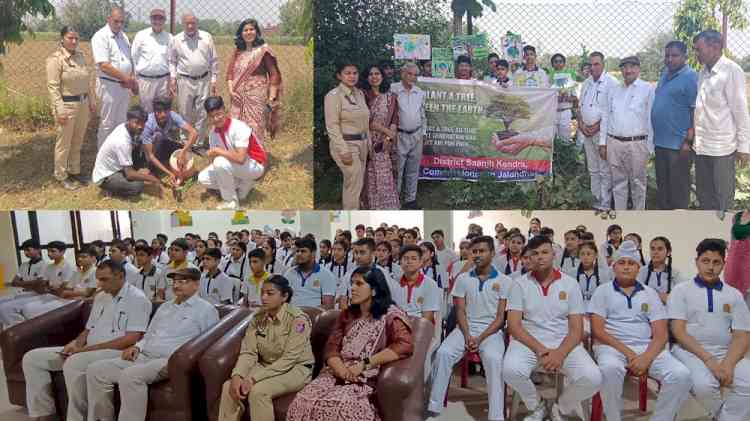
[0,299,249,421]
[199,308,434,421]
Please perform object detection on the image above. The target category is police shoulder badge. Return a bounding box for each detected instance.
[641,303,649,312]
[492,283,500,292]
[724,303,731,313]
[559,291,567,300]
[295,319,306,333]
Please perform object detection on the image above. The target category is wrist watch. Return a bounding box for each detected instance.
[362,357,371,370]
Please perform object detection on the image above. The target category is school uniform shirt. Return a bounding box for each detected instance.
[276,247,293,265]
[186,250,196,264]
[284,264,337,308]
[92,123,136,184]
[379,261,402,281]
[589,280,667,348]
[638,264,684,295]
[66,265,97,293]
[421,264,449,289]
[152,251,170,268]
[125,264,162,300]
[241,271,270,305]
[199,270,234,305]
[43,259,77,289]
[337,264,392,300]
[451,266,512,329]
[599,241,621,266]
[221,254,251,283]
[494,253,523,277]
[506,269,585,347]
[667,278,750,355]
[436,247,459,269]
[571,263,613,307]
[449,260,474,286]
[85,283,151,345]
[558,250,580,275]
[265,259,288,276]
[513,66,550,88]
[324,259,350,287]
[159,260,198,301]
[135,293,219,359]
[390,272,441,318]
[16,258,47,282]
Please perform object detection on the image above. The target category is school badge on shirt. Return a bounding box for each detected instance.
[641,303,649,312]
[724,303,731,313]
[212,288,219,294]
[559,291,567,300]
[295,319,306,333]
[313,279,320,288]
[492,283,500,292]
[416,296,424,305]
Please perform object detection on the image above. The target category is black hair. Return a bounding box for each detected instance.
[589,51,605,61]
[665,40,688,55]
[696,238,726,260]
[295,237,317,253]
[110,240,126,252]
[487,52,500,61]
[540,227,555,238]
[355,224,366,230]
[152,96,172,112]
[320,239,332,249]
[157,233,168,243]
[378,59,394,69]
[456,55,472,65]
[266,275,293,303]
[21,239,40,250]
[340,230,352,243]
[376,241,394,271]
[79,244,97,256]
[527,235,552,250]
[420,241,442,286]
[404,229,418,239]
[47,240,67,252]
[98,259,125,276]
[336,61,358,75]
[126,106,147,122]
[204,96,225,113]
[204,247,223,260]
[359,64,389,93]
[551,53,566,64]
[280,232,292,241]
[248,248,265,261]
[579,231,595,242]
[470,235,495,252]
[232,241,247,253]
[400,244,423,260]
[607,224,623,236]
[694,29,723,46]
[431,229,445,238]
[263,237,278,272]
[560,230,581,268]
[523,45,537,55]
[497,59,509,69]
[234,18,265,50]
[60,25,79,38]
[134,244,153,255]
[354,237,376,251]
[646,236,674,293]
[348,266,395,320]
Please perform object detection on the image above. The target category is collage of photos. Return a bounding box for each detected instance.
[1,0,750,421]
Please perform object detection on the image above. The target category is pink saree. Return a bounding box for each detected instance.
[362,92,400,209]
[725,211,750,295]
[286,305,411,421]
[227,45,282,144]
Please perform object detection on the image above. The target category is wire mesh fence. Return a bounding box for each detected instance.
[1,0,311,122]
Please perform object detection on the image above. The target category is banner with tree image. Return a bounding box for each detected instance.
[416,78,557,182]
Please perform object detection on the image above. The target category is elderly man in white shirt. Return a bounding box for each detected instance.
[168,13,220,144]
[91,7,137,148]
[86,267,219,421]
[600,56,654,210]
[577,52,618,217]
[391,61,427,210]
[131,9,173,113]
[22,260,151,421]
[692,29,750,211]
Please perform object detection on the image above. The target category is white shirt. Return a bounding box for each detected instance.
[604,78,655,150]
[513,66,550,88]
[125,264,161,300]
[637,264,684,295]
[589,280,666,348]
[153,251,170,268]
[85,283,151,345]
[390,272,441,318]
[507,270,585,347]
[421,264,449,290]
[494,252,523,277]
[452,266,511,328]
[92,124,135,184]
[379,261,402,281]
[324,259,351,285]
[284,264,337,308]
[337,264,392,299]
[168,30,219,83]
[91,24,132,78]
[159,261,199,301]
[136,294,219,358]
[67,265,97,291]
[199,270,234,305]
[667,278,750,355]
[208,118,260,167]
[436,247,459,269]
[571,263,613,307]
[579,72,619,138]
[131,27,172,77]
[43,259,76,289]
[695,55,750,155]
[391,82,427,137]
[16,258,46,282]
[265,259,288,276]
[221,254,251,283]
[558,251,580,275]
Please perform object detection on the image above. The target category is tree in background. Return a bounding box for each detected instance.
[280,0,305,37]
[451,0,496,35]
[635,31,674,82]
[60,0,128,40]
[673,0,748,67]
[0,0,54,56]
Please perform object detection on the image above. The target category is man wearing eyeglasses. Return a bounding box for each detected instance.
[22,260,151,421]
[577,51,619,218]
[131,9,172,114]
[87,267,219,421]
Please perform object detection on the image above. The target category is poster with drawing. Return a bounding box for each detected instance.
[501,32,524,64]
[394,34,431,60]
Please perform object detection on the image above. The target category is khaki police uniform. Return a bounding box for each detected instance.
[219,303,314,421]
[324,83,370,209]
[46,45,93,181]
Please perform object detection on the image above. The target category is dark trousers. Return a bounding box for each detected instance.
[695,152,736,211]
[654,146,692,209]
[99,171,144,196]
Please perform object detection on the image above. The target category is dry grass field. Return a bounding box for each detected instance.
[0,37,312,209]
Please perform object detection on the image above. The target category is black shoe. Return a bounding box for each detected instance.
[403,200,420,210]
[70,174,91,186]
[60,179,79,191]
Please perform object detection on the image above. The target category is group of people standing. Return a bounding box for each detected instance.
[46,6,282,208]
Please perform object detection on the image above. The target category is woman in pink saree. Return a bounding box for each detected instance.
[360,64,400,209]
[226,19,282,145]
[286,266,414,421]
[725,210,750,305]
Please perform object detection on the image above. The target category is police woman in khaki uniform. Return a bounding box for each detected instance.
[324,62,370,210]
[46,26,96,190]
[219,275,314,421]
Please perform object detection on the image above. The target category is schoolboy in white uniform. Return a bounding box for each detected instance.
[126,244,162,300]
[590,240,691,421]
[428,236,510,421]
[668,238,750,421]
[200,247,234,305]
[283,238,337,309]
[221,241,251,303]
[0,240,48,326]
[158,238,197,301]
[503,236,602,421]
